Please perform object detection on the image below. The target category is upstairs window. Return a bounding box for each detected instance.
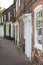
[8,12,10,21]
[14,9,15,17]
[4,15,6,21]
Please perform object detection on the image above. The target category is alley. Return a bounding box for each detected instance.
[0,37,29,65]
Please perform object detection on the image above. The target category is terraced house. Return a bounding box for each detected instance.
[1,0,43,63]
[2,0,16,40]
[15,0,43,62]
[0,9,4,37]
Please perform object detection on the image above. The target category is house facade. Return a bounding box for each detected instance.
[15,0,43,62]
[2,0,16,40]
[0,10,4,37]
[1,0,43,62]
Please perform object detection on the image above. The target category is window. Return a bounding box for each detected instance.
[38,28,42,35]
[4,15,6,21]
[36,10,42,28]
[8,12,10,21]
[14,9,15,17]
[36,10,42,44]
[38,40,42,44]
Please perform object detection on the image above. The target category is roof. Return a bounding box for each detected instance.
[3,3,16,14]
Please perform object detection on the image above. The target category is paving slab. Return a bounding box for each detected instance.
[0,37,30,65]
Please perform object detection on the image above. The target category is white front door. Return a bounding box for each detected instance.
[6,23,9,36]
[14,22,19,46]
[16,25,19,45]
[24,13,32,60]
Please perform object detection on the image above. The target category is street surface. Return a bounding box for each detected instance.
[0,37,29,65]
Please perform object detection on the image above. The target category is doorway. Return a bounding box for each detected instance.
[24,13,32,60]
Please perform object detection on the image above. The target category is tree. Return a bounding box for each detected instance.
[0,7,2,17]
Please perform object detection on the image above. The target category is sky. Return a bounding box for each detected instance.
[0,0,13,9]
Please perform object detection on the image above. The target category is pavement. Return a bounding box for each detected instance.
[0,37,30,65]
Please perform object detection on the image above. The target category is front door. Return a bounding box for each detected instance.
[6,23,9,36]
[24,13,32,60]
[14,22,19,46]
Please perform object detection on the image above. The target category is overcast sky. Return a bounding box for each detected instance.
[0,0,13,9]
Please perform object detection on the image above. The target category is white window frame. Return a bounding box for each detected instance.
[34,5,42,50]
[16,0,20,12]
[19,0,20,6]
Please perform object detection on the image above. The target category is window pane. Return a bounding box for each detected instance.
[38,40,42,44]
[36,10,42,44]
[38,28,42,35]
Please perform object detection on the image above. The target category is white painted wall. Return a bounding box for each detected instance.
[0,25,4,37]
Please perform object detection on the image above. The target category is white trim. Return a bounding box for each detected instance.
[23,13,32,60]
[34,5,42,51]
[16,0,18,12]
[14,21,19,45]
[19,0,20,6]
[34,5,42,12]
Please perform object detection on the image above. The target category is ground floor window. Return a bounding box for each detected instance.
[35,5,42,45]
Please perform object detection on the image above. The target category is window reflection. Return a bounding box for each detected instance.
[36,10,42,44]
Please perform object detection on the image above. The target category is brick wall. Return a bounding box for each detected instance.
[29,0,43,62]
[18,18,24,45]
[16,0,43,60]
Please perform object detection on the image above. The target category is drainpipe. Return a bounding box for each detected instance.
[15,25,16,44]
[17,23,19,46]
